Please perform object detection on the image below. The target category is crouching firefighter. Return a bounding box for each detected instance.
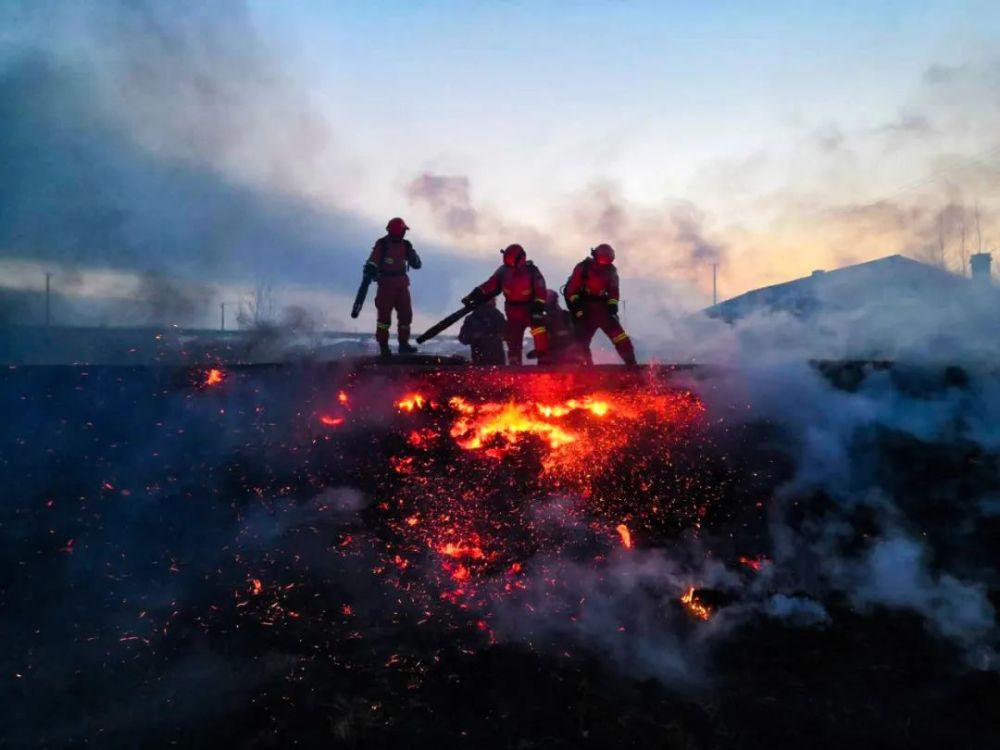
[364,217,422,359]
[538,289,582,364]
[462,244,549,366]
[458,296,506,365]
[564,243,637,366]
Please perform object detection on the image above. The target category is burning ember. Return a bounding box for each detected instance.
[615,524,633,549]
[326,370,730,628]
[680,586,712,621]
[204,368,225,386]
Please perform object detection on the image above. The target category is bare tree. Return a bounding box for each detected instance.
[237,281,275,329]
[959,206,968,276]
[937,213,947,268]
[975,201,983,253]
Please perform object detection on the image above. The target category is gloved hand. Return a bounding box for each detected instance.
[608,301,619,317]
[363,262,378,281]
[531,299,546,319]
[462,288,485,307]
[407,247,422,270]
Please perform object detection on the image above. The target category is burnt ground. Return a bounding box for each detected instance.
[1,362,999,749]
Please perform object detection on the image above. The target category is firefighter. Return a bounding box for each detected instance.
[542,289,580,364]
[365,217,421,359]
[461,244,549,366]
[564,243,637,366]
[458,296,506,365]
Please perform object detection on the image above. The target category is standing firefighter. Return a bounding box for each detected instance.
[565,243,637,366]
[458,297,506,365]
[462,244,549,366]
[364,217,422,359]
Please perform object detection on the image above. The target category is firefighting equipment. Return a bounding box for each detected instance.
[462,286,488,308]
[352,273,374,318]
[418,301,482,343]
[502,243,527,267]
[592,243,615,265]
[386,217,409,237]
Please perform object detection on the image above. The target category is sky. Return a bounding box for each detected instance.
[2,0,999,331]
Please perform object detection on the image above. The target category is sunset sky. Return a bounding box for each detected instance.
[2,0,999,329]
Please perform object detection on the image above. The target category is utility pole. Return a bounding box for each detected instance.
[712,264,718,306]
[45,272,52,326]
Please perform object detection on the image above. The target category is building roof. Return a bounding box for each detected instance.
[707,254,992,322]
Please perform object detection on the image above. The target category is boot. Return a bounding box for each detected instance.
[398,342,418,355]
[623,351,638,367]
[378,341,392,361]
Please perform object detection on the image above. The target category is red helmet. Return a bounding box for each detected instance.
[386,217,409,238]
[592,243,615,265]
[501,243,526,267]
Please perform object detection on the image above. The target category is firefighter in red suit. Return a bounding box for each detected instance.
[564,243,637,366]
[462,244,549,366]
[365,217,421,358]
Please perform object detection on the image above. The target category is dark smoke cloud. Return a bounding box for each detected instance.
[407,173,480,235]
[565,182,728,280]
[0,0,477,326]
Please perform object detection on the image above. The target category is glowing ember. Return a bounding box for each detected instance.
[439,542,486,560]
[319,415,345,427]
[337,390,349,405]
[739,555,768,572]
[615,524,633,549]
[680,586,712,620]
[205,368,224,386]
[451,401,577,450]
[396,393,426,412]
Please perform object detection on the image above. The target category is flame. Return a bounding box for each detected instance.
[407,388,706,483]
[337,390,349,405]
[319,415,344,427]
[451,402,577,451]
[615,524,632,549]
[396,393,426,412]
[439,542,486,560]
[680,586,711,620]
[205,368,224,386]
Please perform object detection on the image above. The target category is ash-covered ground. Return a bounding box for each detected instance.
[2,361,1000,749]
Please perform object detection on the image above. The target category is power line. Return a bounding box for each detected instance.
[853,143,1000,211]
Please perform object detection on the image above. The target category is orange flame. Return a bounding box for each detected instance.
[615,524,633,549]
[396,393,426,412]
[680,586,711,620]
[205,368,224,386]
